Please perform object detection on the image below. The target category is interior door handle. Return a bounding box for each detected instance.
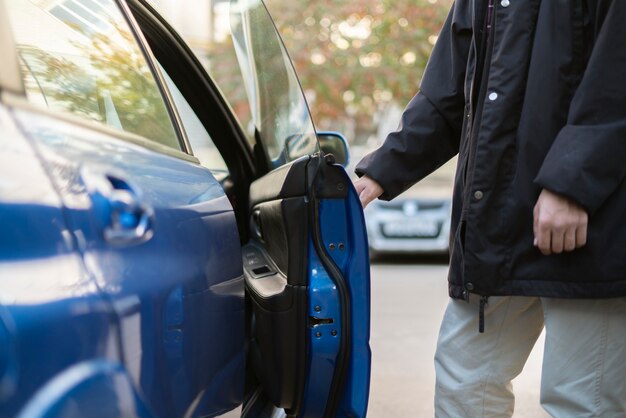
[81,167,154,245]
[251,208,263,240]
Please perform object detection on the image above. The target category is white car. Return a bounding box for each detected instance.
[364,158,456,258]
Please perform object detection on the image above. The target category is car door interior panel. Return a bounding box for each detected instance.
[243,153,371,418]
[244,157,311,413]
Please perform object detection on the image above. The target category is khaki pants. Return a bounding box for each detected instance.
[434,295,626,417]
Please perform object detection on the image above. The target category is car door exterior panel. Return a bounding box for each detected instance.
[11,106,245,418]
[0,105,151,418]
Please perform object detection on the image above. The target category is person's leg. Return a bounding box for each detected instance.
[434,295,544,418]
[540,297,626,418]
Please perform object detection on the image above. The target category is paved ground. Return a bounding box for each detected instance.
[367,257,550,417]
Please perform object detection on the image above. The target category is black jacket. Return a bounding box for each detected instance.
[356,0,626,300]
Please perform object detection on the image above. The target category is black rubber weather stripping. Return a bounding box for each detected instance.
[308,162,351,418]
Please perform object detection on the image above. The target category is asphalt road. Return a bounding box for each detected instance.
[367,257,550,418]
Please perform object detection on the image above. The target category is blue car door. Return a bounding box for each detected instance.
[4,1,245,416]
[216,1,372,416]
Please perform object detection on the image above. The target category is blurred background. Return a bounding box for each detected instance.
[149,1,547,416]
[266,0,449,149]
[151,0,450,146]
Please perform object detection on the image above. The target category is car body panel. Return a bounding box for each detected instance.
[302,173,371,418]
[301,240,342,418]
[0,106,124,417]
[15,361,152,418]
[11,106,245,417]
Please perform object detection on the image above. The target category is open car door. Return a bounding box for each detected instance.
[228,1,371,416]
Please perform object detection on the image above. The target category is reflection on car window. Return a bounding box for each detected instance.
[159,64,229,174]
[228,0,318,166]
[147,0,318,168]
[150,0,257,150]
[6,0,180,150]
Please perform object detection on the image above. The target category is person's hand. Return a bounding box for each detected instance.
[354,176,384,208]
[533,189,588,255]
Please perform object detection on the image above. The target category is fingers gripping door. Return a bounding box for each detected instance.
[244,154,371,417]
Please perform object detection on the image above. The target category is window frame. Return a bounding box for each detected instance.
[116,0,193,154]
[127,0,269,243]
[127,0,257,172]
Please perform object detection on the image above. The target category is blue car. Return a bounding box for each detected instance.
[0,0,371,417]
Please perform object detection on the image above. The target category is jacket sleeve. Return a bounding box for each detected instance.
[355,1,472,200]
[534,0,626,215]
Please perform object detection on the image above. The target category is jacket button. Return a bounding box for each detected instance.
[465,282,475,291]
[474,190,484,200]
[501,0,510,7]
[488,92,498,101]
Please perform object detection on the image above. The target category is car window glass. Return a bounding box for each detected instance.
[159,63,229,175]
[148,0,319,168]
[149,0,256,151]
[229,0,318,167]
[6,0,181,150]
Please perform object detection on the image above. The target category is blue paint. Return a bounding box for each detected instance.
[1,108,246,417]
[318,170,372,418]
[0,107,123,416]
[300,165,371,417]
[16,360,153,418]
[0,1,372,409]
[300,241,342,418]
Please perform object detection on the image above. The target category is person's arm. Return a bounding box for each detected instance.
[534,1,626,214]
[355,1,472,203]
[533,0,626,254]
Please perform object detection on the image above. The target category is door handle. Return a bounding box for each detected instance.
[104,187,153,244]
[251,208,263,240]
[81,167,154,245]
